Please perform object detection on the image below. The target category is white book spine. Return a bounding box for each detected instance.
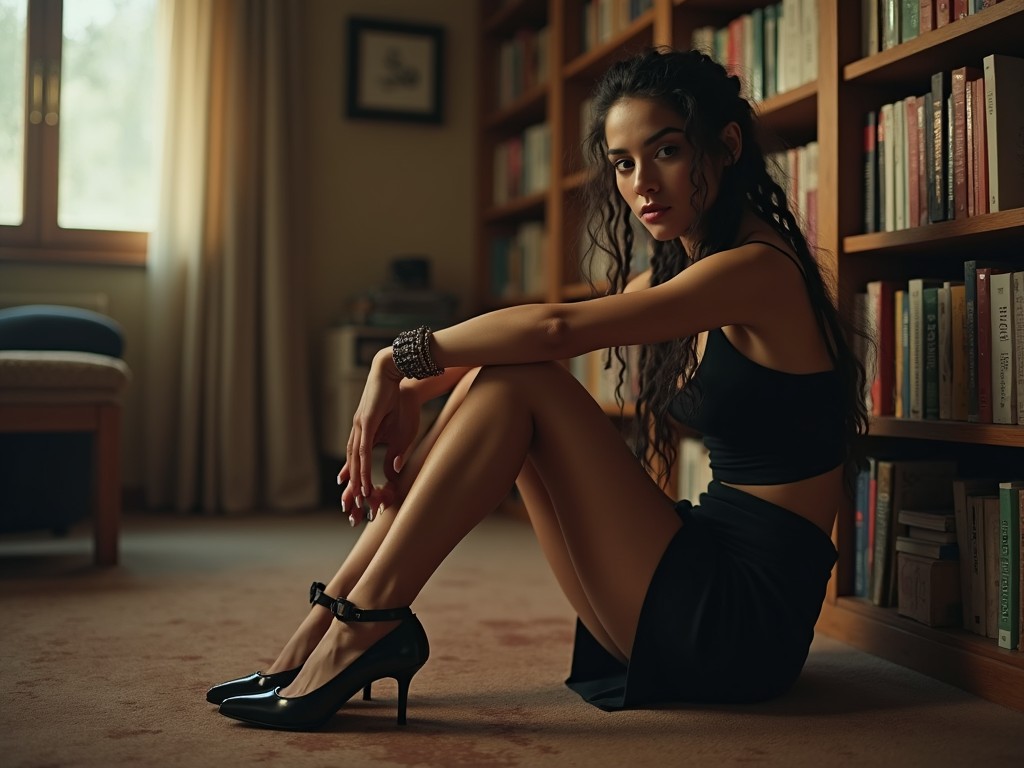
[990,271,1016,424]
[1015,272,1024,425]
[882,103,896,232]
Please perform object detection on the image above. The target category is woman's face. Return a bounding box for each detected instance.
[604,97,719,242]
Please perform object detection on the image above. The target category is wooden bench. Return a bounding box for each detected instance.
[0,350,131,565]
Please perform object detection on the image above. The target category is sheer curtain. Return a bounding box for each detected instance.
[145,0,317,513]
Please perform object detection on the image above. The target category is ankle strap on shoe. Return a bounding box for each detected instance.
[309,581,337,610]
[331,597,413,622]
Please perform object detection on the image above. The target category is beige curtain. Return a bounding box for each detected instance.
[145,0,317,513]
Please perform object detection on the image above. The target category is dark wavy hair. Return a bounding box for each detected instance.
[580,47,868,491]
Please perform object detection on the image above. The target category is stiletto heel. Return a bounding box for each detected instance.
[218,597,429,731]
[206,581,340,705]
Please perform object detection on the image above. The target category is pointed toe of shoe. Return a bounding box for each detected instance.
[206,667,301,705]
[218,689,328,731]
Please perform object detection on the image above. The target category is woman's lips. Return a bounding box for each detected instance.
[640,205,669,223]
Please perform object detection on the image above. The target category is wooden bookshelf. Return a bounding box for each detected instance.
[476,0,1024,711]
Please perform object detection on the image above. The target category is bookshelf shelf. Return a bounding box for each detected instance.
[755,80,818,138]
[867,417,1024,448]
[483,190,548,223]
[819,598,1024,710]
[844,207,1024,255]
[843,0,1024,86]
[476,0,1022,712]
[484,84,549,131]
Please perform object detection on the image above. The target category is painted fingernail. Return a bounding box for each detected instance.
[341,499,347,514]
[348,514,356,527]
[362,486,370,498]
[337,476,342,485]
[367,508,375,522]
[377,503,385,518]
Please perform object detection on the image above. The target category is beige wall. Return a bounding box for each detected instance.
[0,1,479,493]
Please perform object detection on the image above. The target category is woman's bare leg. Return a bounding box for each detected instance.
[516,458,625,662]
[263,369,483,674]
[282,362,682,696]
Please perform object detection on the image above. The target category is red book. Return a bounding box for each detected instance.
[972,77,988,216]
[921,0,935,32]
[954,0,969,20]
[977,268,1005,423]
[951,66,981,220]
[935,0,953,26]
[868,280,900,415]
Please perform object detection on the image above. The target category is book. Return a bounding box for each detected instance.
[897,552,962,627]
[950,282,968,421]
[972,76,988,217]
[908,278,943,419]
[998,481,1024,650]
[929,71,951,222]
[951,66,982,220]
[901,0,920,42]
[937,281,956,419]
[881,102,896,232]
[966,493,995,635]
[905,526,958,544]
[956,479,998,632]
[923,285,940,418]
[905,95,923,228]
[897,508,955,531]
[855,463,871,597]
[863,0,880,56]
[983,494,1001,638]
[990,271,1017,424]
[867,280,898,415]
[983,54,1024,213]
[864,111,879,233]
[977,267,1006,423]
[1016,272,1024,425]
[895,535,959,560]
[871,459,956,607]
[899,288,911,417]
[964,260,1010,422]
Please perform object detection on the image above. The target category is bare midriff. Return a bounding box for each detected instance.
[722,464,843,536]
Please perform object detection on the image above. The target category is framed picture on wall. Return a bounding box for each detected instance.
[346,17,445,124]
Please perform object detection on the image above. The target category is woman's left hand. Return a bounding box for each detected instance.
[338,349,415,521]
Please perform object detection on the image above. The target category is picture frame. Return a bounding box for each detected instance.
[346,17,445,124]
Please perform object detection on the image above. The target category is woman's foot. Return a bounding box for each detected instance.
[279,618,400,697]
[263,601,335,674]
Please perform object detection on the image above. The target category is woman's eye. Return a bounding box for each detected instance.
[655,145,678,159]
[613,158,634,172]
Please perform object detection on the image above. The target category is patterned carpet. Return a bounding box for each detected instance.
[2,509,1023,767]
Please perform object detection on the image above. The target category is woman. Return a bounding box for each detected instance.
[209,47,867,729]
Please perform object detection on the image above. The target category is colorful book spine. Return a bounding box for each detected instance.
[998,482,1024,650]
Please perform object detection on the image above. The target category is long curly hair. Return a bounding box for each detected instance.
[579,47,868,491]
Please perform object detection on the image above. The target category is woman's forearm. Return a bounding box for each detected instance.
[399,365,472,405]
[429,303,571,369]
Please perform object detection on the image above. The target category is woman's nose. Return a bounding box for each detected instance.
[632,164,658,196]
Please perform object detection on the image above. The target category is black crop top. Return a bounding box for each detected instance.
[668,270,846,484]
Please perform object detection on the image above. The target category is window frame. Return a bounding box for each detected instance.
[0,0,149,267]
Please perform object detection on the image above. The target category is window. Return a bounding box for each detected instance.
[0,0,159,266]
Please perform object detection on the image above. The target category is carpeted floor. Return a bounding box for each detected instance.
[2,509,1023,768]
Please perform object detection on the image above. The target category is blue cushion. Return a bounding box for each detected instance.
[0,304,124,357]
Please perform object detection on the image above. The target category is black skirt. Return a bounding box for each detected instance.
[565,480,838,711]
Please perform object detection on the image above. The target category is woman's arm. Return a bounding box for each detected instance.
[403,243,789,373]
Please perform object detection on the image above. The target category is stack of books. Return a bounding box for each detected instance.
[895,507,961,627]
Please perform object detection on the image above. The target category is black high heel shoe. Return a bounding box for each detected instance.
[217,598,429,731]
[206,582,374,705]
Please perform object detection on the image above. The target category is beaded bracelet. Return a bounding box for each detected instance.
[392,325,444,379]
